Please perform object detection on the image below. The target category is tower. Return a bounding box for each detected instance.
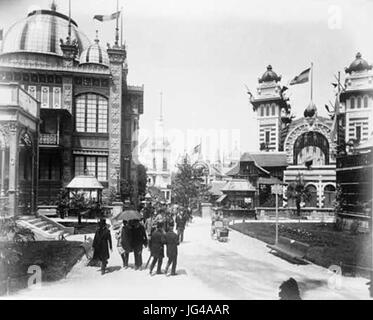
[340,52,373,145]
[250,65,289,152]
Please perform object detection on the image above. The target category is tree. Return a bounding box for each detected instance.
[69,192,88,225]
[171,156,209,208]
[285,173,311,217]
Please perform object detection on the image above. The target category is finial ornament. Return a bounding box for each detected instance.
[95,30,100,44]
[50,0,57,11]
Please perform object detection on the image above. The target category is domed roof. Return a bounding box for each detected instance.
[79,37,109,67]
[0,9,90,57]
[304,102,317,118]
[345,52,372,74]
[259,65,282,83]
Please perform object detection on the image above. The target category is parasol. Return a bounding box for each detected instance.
[115,209,143,221]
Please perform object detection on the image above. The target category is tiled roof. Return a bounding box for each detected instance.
[209,181,227,196]
[240,152,288,167]
[257,177,283,185]
[221,179,256,192]
[225,164,240,176]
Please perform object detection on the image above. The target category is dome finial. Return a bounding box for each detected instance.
[267,65,272,71]
[50,0,57,11]
[356,52,362,59]
[95,30,100,44]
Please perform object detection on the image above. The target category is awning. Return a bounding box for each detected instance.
[216,194,227,203]
[257,177,283,185]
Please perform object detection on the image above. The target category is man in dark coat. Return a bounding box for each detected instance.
[164,222,179,276]
[92,219,112,275]
[120,220,132,268]
[149,222,166,275]
[130,219,148,270]
[175,211,187,243]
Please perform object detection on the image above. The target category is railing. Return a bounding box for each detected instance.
[39,133,59,145]
[0,83,39,118]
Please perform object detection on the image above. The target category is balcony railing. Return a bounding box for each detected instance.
[0,82,39,118]
[39,133,59,145]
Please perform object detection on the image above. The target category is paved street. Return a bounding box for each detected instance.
[8,218,371,300]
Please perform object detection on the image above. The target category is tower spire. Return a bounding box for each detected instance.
[159,92,163,121]
[115,0,120,47]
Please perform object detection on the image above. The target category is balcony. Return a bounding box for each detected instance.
[39,133,59,146]
[0,82,39,118]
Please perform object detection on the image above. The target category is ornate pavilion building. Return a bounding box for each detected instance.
[0,6,144,216]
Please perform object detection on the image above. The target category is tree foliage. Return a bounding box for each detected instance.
[171,156,209,207]
[285,173,312,216]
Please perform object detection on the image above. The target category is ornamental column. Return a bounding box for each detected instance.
[107,45,126,195]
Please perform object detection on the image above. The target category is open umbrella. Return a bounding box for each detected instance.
[115,209,142,221]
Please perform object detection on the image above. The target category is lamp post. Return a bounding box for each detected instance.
[115,166,121,202]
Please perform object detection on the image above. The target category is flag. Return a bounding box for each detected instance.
[0,29,3,41]
[192,144,201,155]
[330,93,340,141]
[289,68,311,85]
[94,11,120,22]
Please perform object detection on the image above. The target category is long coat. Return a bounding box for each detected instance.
[176,214,186,230]
[131,223,148,251]
[93,227,112,261]
[165,230,179,258]
[120,225,133,252]
[149,229,166,258]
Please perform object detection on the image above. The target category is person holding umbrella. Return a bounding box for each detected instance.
[92,219,112,275]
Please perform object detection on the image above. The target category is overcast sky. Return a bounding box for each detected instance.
[1,0,373,161]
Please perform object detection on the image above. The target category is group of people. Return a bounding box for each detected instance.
[92,203,191,276]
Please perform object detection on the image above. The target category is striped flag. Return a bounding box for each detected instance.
[290,68,311,85]
[330,93,340,142]
[93,11,120,22]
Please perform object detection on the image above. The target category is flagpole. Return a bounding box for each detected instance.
[120,6,123,47]
[336,71,341,149]
[115,0,119,46]
[68,0,71,41]
[310,62,313,103]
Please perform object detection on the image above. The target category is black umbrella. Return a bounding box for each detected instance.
[116,209,142,221]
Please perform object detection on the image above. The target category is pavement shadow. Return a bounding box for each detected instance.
[175,269,188,276]
[105,266,122,274]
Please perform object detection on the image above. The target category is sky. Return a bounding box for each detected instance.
[1,0,373,163]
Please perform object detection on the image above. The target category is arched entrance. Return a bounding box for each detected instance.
[18,132,34,215]
[294,131,330,165]
[324,184,336,208]
[0,132,10,216]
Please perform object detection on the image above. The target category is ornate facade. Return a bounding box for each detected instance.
[0,7,144,215]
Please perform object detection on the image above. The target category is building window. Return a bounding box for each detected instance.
[74,156,108,181]
[27,86,37,99]
[53,87,61,109]
[357,97,362,108]
[265,131,270,145]
[271,104,276,116]
[350,97,355,109]
[260,105,264,117]
[163,158,167,171]
[153,158,156,170]
[75,93,108,133]
[266,105,270,116]
[41,86,49,108]
[356,125,362,141]
[364,96,369,108]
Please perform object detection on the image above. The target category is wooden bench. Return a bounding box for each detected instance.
[267,236,310,264]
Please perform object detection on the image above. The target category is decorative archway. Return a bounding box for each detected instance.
[304,184,317,207]
[283,119,335,165]
[18,131,34,215]
[293,131,330,165]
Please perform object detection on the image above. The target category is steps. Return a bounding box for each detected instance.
[17,215,74,240]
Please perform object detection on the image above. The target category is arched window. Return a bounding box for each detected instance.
[75,93,108,133]
[350,97,355,109]
[260,105,264,117]
[266,105,270,116]
[364,96,369,108]
[357,97,362,108]
[163,158,168,171]
[271,104,276,116]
